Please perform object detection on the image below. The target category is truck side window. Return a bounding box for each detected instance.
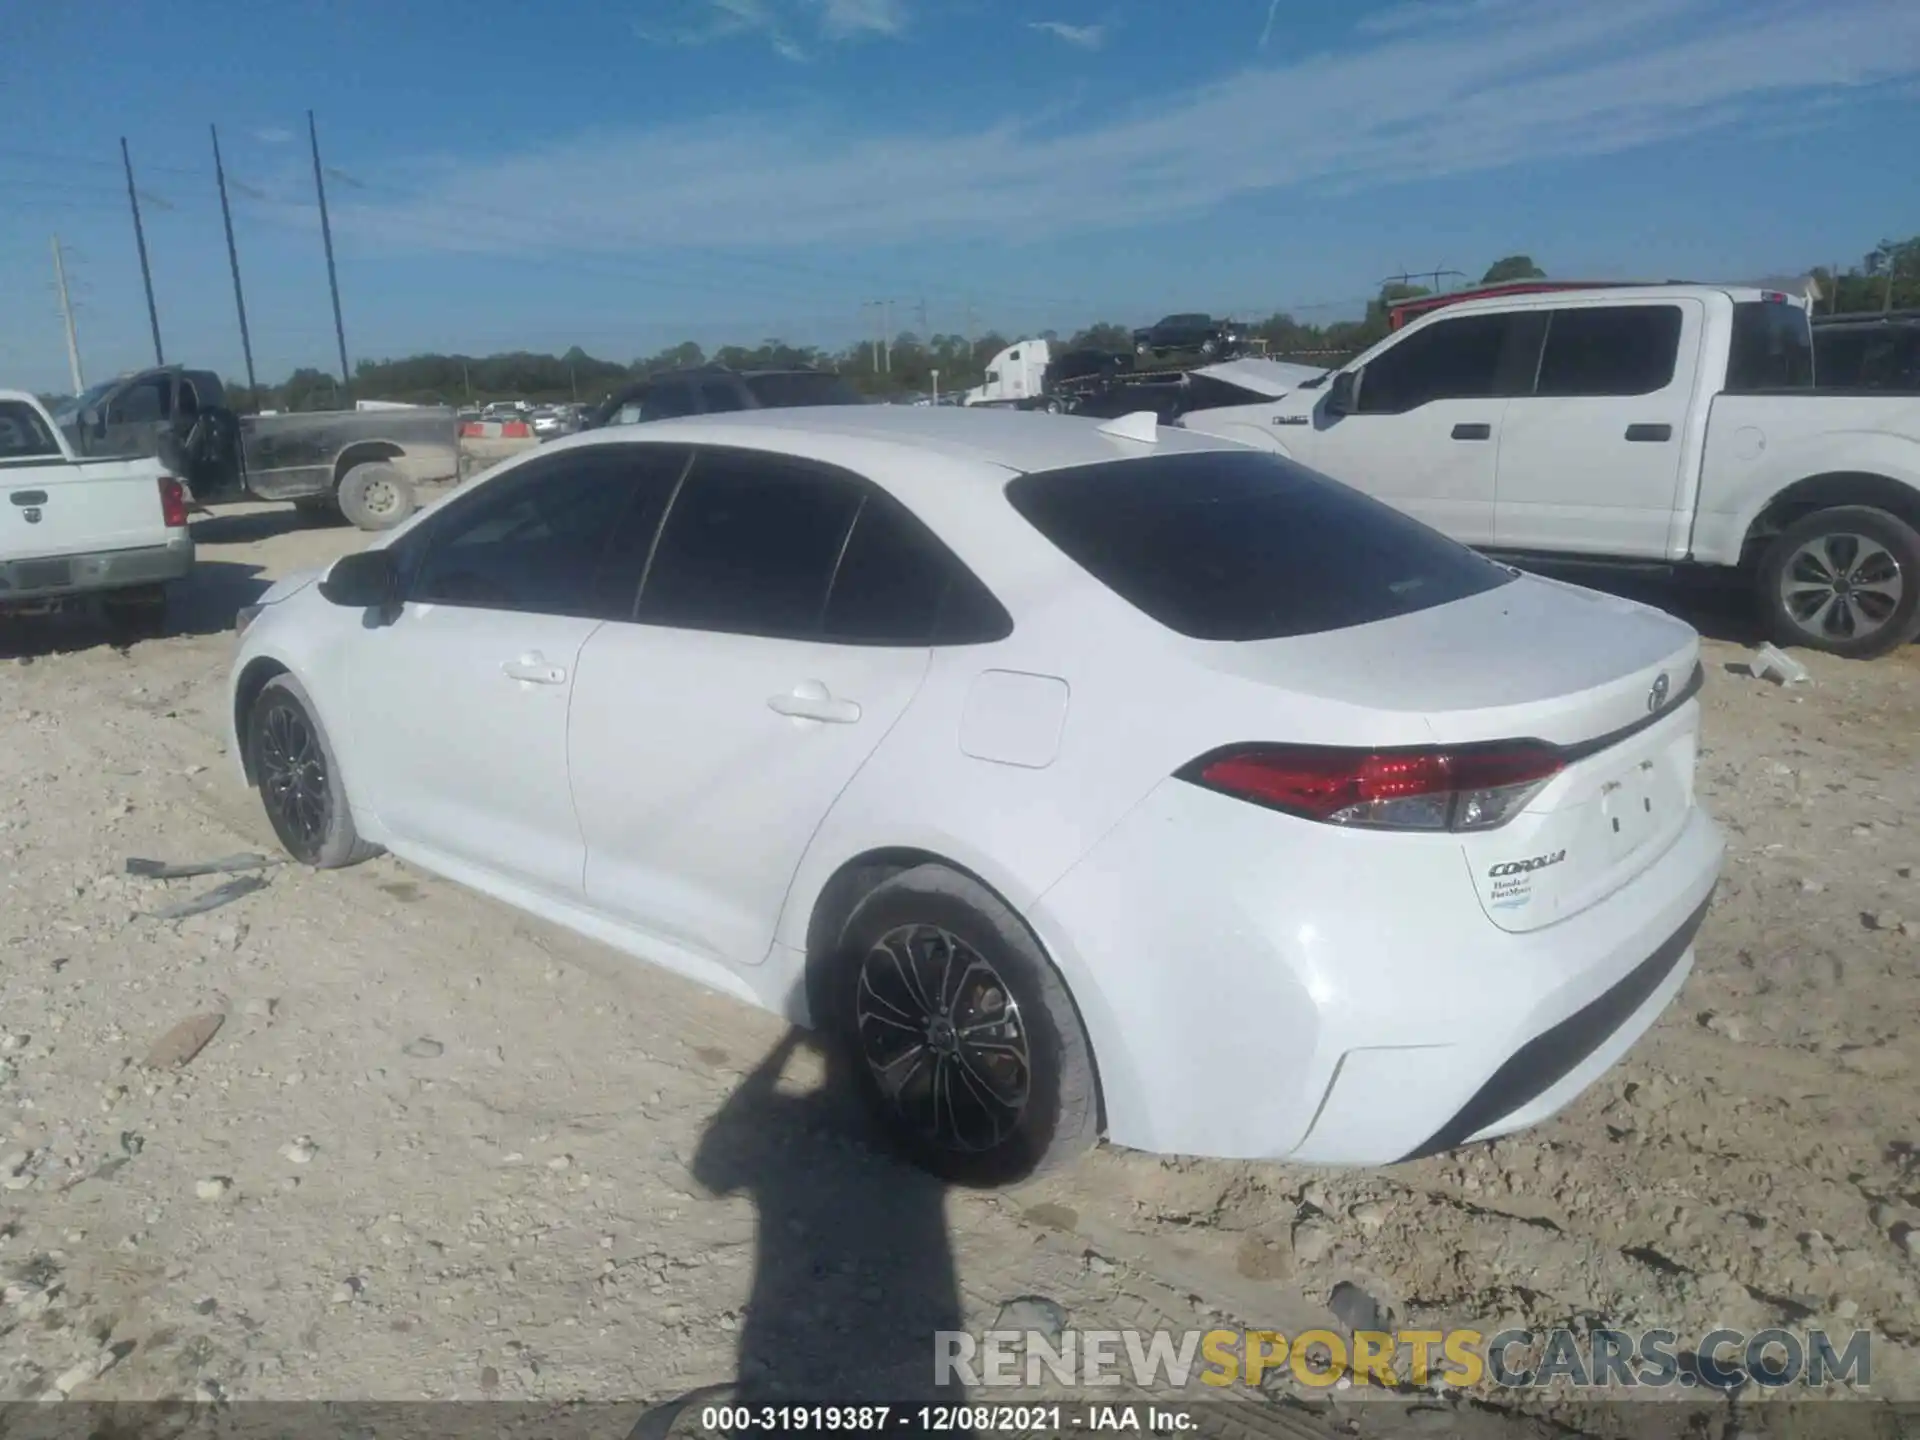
[641,382,698,421]
[1533,305,1684,396]
[1356,314,1514,414]
[107,376,172,425]
[0,401,61,460]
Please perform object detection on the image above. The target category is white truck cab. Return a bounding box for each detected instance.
[964,340,1051,407]
[1178,286,1920,658]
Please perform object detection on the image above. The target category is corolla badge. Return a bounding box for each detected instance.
[1647,672,1670,713]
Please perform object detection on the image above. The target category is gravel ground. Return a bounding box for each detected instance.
[2,477,1917,1436]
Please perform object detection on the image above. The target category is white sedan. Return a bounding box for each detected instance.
[228,407,1723,1182]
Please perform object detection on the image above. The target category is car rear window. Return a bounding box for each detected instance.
[1004,449,1515,641]
[742,372,865,407]
[1728,301,1814,390]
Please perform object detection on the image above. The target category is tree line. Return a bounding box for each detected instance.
[205,236,1919,412]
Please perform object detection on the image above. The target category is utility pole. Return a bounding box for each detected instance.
[883,299,893,373]
[210,124,259,399]
[308,111,352,397]
[120,138,164,365]
[50,237,84,394]
[931,369,940,406]
[861,301,882,372]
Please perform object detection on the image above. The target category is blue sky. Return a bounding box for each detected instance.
[3,0,1917,393]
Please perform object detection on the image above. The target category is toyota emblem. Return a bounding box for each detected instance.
[1647,672,1670,712]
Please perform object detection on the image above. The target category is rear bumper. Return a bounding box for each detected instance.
[0,534,192,606]
[1029,779,1725,1165]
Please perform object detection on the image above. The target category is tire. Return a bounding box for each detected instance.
[1042,397,1062,414]
[1756,505,1920,660]
[336,462,416,532]
[1135,340,1154,357]
[101,585,167,641]
[244,674,381,869]
[1200,338,1219,357]
[830,864,1099,1186]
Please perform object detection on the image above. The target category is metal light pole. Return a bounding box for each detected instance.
[120,138,164,365]
[210,124,259,398]
[308,111,352,397]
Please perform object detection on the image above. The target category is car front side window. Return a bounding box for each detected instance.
[406,447,685,618]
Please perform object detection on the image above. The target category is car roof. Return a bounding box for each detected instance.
[1421,283,1788,320]
[563,403,1242,476]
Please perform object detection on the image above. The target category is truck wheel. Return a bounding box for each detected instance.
[1200,338,1219,357]
[1135,340,1153,357]
[1757,505,1920,659]
[336,462,416,532]
[1042,397,1062,414]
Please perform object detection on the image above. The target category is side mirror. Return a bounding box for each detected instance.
[318,548,399,609]
[1324,370,1358,416]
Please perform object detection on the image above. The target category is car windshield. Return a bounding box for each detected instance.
[1005,448,1516,641]
[742,372,865,407]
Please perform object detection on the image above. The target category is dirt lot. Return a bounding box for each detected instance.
[2,468,1918,1434]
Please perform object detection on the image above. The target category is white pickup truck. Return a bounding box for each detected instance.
[1176,286,1920,658]
[1,389,192,630]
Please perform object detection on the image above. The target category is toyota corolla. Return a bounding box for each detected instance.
[228,407,1723,1183]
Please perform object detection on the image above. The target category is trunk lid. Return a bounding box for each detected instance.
[3,457,168,563]
[1193,573,1703,932]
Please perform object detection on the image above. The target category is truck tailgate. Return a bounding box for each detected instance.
[3,458,168,562]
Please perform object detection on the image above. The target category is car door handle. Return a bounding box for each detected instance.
[767,682,861,724]
[1625,423,1673,442]
[502,653,567,685]
[1450,422,1492,440]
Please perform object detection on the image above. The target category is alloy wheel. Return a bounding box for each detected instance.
[257,701,330,850]
[1779,532,1904,643]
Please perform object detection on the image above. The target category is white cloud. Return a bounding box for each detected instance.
[1030,20,1106,49]
[350,0,1920,253]
[634,0,905,58]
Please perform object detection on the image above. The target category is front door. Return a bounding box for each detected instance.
[1298,311,1539,546]
[346,445,681,897]
[570,447,946,969]
[1492,300,1702,558]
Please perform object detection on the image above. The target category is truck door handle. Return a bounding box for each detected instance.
[768,681,861,724]
[1625,424,1672,442]
[502,653,567,685]
[1450,423,1492,440]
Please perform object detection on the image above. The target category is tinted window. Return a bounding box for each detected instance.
[641,382,699,421]
[1534,305,1683,396]
[638,451,862,637]
[1816,325,1920,391]
[409,448,683,617]
[741,372,864,407]
[1005,449,1514,641]
[107,377,170,425]
[1729,302,1815,390]
[0,402,60,461]
[697,379,746,413]
[819,495,1009,645]
[1356,314,1520,413]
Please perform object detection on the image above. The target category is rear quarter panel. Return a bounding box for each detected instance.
[1691,393,1920,565]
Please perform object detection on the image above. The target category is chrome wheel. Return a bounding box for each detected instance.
[256,701,330,852]
[855,924,1031,1154]
[1778,532,1904,643]
[360,477,401,518]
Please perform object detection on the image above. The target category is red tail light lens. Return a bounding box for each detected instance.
[1180,741,1565,832]
[158,477,188,528]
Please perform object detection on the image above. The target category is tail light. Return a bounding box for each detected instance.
[158,476,188,528]
[1178,741,1565,832]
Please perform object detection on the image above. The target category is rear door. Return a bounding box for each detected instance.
[1493,300,1703,557]
[345,445,683,897]
[1,399,163,562]
[569,447,952,969]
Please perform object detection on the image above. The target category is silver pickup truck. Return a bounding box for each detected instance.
[54,366,459,531]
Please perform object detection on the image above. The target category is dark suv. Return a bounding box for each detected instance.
[584,366,866,430]
[1131,313,1243,360]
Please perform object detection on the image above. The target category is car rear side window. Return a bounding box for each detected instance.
[638,450,863,638]
[1005,449,1515,641]
[1729,301,1815,390]
[821,493,1012,645]
[408,447,684,618]
[0,402,60,461]
[1533,305,1684,396]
